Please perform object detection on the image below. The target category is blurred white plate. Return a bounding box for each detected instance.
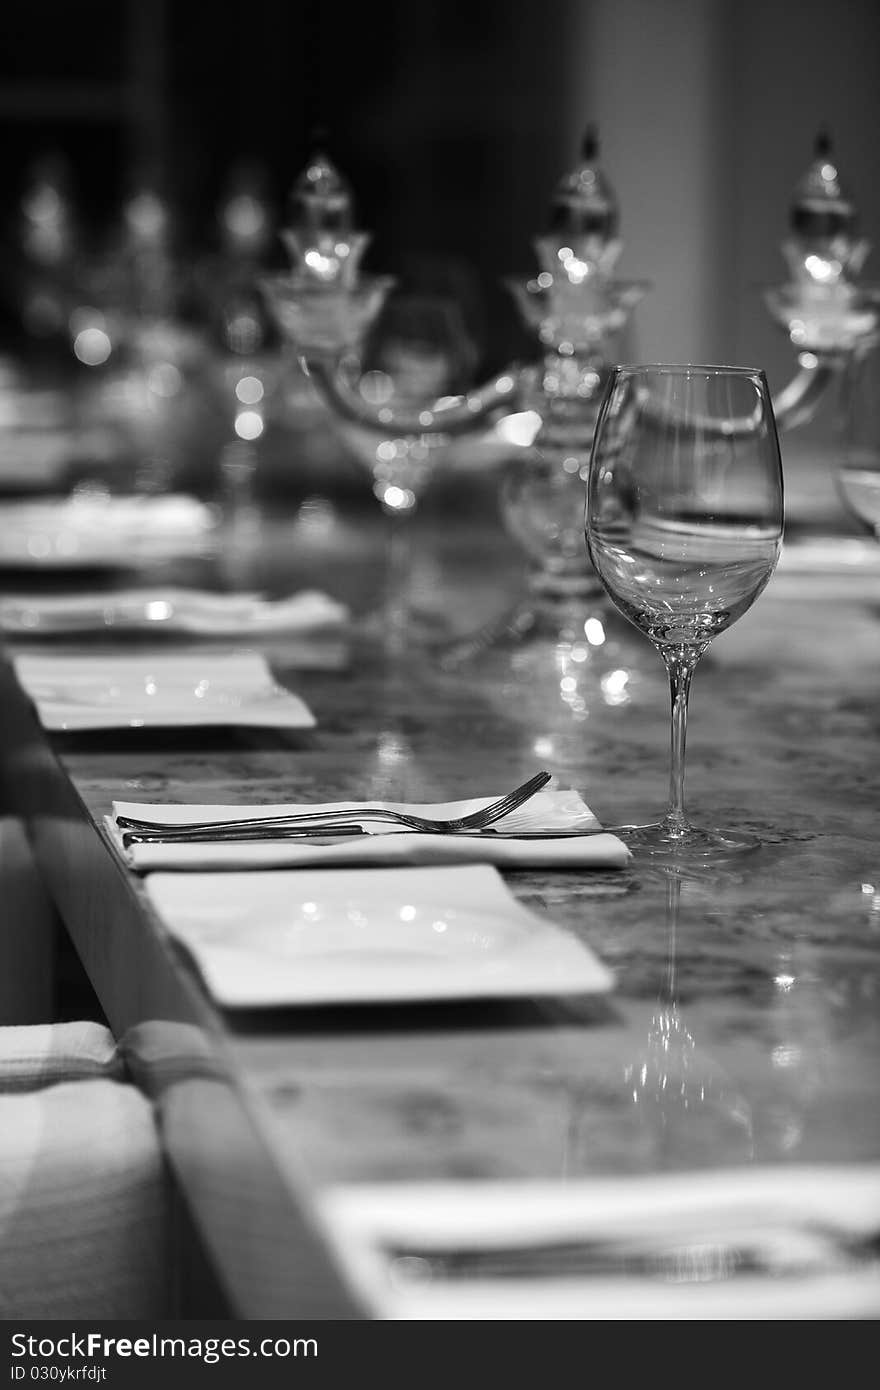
[777,536,880,574]
[12,650,315,731]
[0,494,216,568]
[0,586,348,637]
[143,862,614,1007]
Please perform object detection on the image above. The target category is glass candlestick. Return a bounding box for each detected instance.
[262,129,874,687]
[497,252,649,637]
[764,130,880,420]
[262,149,455,657]
[443,132,652,709]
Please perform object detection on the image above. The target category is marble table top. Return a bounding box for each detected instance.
[2,499,879,1315]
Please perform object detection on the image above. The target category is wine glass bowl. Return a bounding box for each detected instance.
[585,364,784,859]
[342,289,478,514]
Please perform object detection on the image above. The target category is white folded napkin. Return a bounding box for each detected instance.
[317,1164,880,1320]
[0,586,349,637]
[107,787,630,872]
[14,649,316,731]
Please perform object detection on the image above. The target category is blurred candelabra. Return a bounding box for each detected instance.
[18,154,81,349]
[263,153,486,650]
[765,129,880,381]
[12,160,225,501]
[261,126,880,677]
[11,126,878,632]
[209,163,280,553]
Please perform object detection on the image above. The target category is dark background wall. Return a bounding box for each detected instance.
[2,0,879,386]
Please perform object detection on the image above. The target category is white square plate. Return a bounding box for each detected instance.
[13,650,315,730]
[0,586,348,638]
[0,494,216,569]
[143,863,615,1006]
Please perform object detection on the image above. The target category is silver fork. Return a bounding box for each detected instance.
[115,770,553,839]
[120,822,653,847]
[384,1218,868,1283]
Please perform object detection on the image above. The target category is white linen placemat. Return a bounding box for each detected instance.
[107,788,630,872]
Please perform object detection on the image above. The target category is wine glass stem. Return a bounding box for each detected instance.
[661,648,700,836]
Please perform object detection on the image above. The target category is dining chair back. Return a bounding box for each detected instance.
[0,819,170,1317]
[0,1061,170,1318]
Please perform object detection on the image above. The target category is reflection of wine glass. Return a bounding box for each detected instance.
[585,364,784,859]
[625,870,754,1165]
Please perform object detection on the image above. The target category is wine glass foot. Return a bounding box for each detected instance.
[624,821,762,863]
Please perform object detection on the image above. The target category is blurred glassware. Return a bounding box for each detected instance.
[769,134,880,549]
[5,157,232,518]
[213,161,277,357]
[120,186,175,322]
[439,132,651,711]
[262,130,878,678]
[472,130,650,684]
[61,184,221,502]
[335,285,481,642]
[218,161,274,262]
[263,146,459,652]
[207,164,280,537]
[766,129,877,354]
[18,153,81,347]
[342,286,479,506]
[763,129,880,430]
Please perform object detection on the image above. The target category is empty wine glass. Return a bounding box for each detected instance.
[339,289,475,513]
[585,364,784,858]
[334,287,479,651]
